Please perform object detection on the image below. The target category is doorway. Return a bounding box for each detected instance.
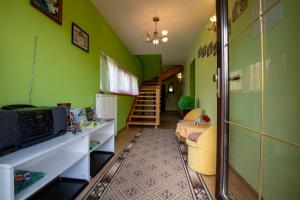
[216,0,300,200]
[189,59,195,102]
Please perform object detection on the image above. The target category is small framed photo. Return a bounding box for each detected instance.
[72,23,89,52]
[31,0,62,24]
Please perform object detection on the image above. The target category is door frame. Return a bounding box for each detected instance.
[189,59,196,101]
[215,0,230,199]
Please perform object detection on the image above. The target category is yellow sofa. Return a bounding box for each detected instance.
[186,125,216,175]
[176,108,203,141]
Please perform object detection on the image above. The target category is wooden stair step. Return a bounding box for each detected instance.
[139,92,156,94]
[143,82,158,84]
[132,109,156,112]
[138,95,156,98]
[140,88,156,90]
[129,115,156,119]
[140,90,156,92]
[127,122,159,126]
[144,80,158,82]
[141,87,157,90]
[135,104,156,107]
[136,99,156,102]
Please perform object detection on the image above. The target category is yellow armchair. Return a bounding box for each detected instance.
[176,108,203,141]
[186,125,216,175]
[181,108,203,122]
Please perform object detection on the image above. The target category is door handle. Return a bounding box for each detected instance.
[213,74,218,82]
[229,74,241,81]
[213,68,221,98]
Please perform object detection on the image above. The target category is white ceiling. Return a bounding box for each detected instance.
[91,0,215,65]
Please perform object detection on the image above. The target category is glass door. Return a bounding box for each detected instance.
[216,0,300,199]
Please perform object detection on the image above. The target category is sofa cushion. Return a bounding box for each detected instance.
[188,132,201,142]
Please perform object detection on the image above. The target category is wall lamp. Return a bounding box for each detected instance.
[207,15,217,32]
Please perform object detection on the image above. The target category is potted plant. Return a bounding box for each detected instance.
[177,96,195,116]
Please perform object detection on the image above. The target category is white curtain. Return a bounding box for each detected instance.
[131,75,139,95]
[107,57,118,93]
[101,54,139,95]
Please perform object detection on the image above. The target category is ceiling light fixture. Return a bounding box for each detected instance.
[146,16,168,45]
[207,15,217,32]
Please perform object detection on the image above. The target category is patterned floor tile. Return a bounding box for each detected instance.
[123,185,141,198]
[155,187,177,200]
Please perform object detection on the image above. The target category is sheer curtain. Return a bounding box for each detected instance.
[100,54,110,93]
[107,57,119,93]
[100,53,139,95]
[131,74,139,95]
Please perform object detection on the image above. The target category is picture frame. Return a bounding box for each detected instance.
[72,23,89,52]
[31,0,62,24]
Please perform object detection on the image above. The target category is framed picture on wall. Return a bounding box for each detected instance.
[31,0,62,24]
[72,23,89,52]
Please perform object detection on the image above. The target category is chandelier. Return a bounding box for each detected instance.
[145,16,168,45]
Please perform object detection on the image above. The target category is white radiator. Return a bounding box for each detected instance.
[96,94,117,135]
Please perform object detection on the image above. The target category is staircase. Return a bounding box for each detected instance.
[159,65,183,85]
[126,79,161,128]
[126,65,183,128]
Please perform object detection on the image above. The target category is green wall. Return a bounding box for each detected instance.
[138,54,161,81]
[183,25,217,123]
[0,0,143,131]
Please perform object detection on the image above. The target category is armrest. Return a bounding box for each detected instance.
[196,125,217,152]
[186,138,198,148]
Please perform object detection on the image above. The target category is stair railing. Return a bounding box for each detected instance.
[155,86,161,127]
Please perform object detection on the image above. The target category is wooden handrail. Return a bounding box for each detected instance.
[155,86,160,126]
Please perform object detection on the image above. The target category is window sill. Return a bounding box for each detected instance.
[99,91,138,97]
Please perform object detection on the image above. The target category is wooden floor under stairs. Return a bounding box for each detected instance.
[127,79,160,128]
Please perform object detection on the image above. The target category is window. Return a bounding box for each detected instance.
[100,54,139,95]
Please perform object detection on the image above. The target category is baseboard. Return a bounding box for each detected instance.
[228,165,260,200]
[117,127,127,133]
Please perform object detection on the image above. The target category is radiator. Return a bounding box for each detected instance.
[96,94,117,135]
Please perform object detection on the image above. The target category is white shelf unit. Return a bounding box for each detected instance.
[0,120,115,200]
[89,122,115,153]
